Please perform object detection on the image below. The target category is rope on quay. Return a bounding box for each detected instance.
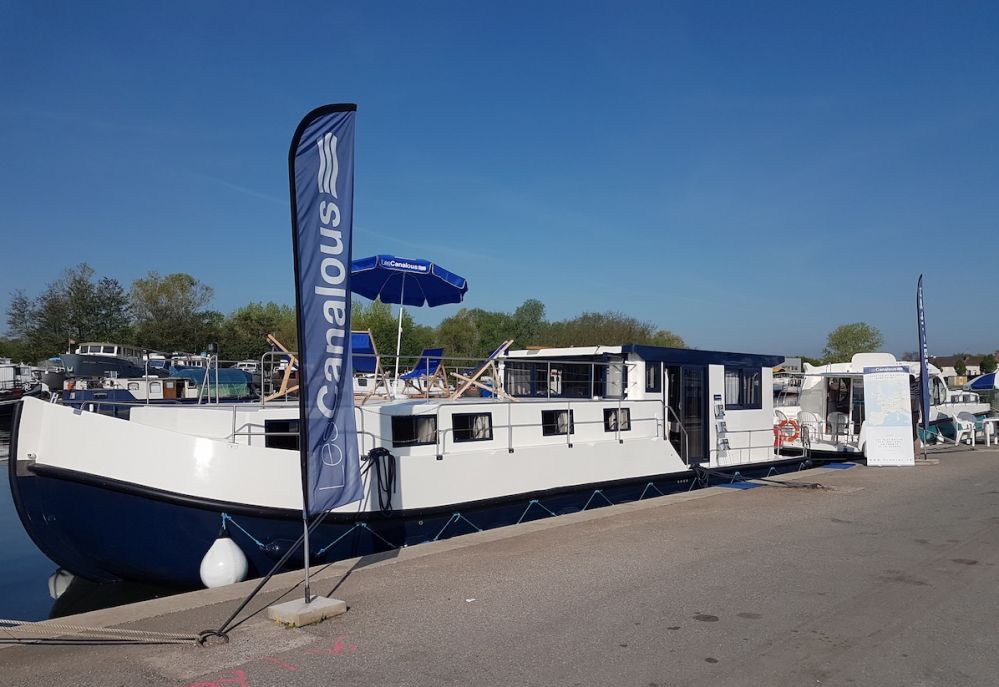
[0,618,199,645]
[694,464,826,490]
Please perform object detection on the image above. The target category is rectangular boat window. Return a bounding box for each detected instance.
[645,363,662,393]
[542,409,574,436]
[265,419,299,451]
[604,408,631,431]
[725,367,762,410]
[149,382,162,393]
[103,345,116,354]
[392,415,438,447]
[127,382,139,391]
[452,412,493,442]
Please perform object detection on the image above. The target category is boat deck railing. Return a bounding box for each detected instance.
[712,426,792,467]
[225,396,667,459]
[258,348,639,408]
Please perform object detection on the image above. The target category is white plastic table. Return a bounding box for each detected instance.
[983,417,999,447]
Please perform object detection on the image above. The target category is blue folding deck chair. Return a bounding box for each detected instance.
[398,348,447,397]
[450,340,516,401]
[351,330,390,403]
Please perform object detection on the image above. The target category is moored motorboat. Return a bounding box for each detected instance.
[58,342,161,380]
[775,352,991,455]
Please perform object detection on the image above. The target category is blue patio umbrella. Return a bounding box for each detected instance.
[351,255,469,379]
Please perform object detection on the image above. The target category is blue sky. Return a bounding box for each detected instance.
[1,1,996,358]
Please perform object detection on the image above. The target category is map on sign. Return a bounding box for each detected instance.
[862,366,915,467]
[865,387,909,428]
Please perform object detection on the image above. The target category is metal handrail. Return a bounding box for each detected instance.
[58,392,675,461]
[711,426,784,466]
[665,404,689,462]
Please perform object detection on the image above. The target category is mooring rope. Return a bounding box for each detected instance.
[0,618,198,645]
[694,464,825,490]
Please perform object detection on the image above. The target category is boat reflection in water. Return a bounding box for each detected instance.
[46,568,180,619]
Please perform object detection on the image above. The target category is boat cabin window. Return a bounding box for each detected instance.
[604,408,631,431]
[149,382,162,393]
[541,409,574,436]
[724,367,762,410]
[392,416,438,447]
[103,345,116,354]
[505,361,594,398]
[645,363,661,393]
[505,359,627,399]
[127,382,139,391]
[452,413,493,442]
[264,419,300,451]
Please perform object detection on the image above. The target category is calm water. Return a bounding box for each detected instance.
[0,419,177,621]
[0,454,64,621]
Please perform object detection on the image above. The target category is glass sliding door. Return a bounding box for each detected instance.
[681,367,706,464]
[665,365,707,465]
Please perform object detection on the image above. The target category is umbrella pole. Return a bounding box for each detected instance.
[394,281,405,394]
[394,305,404,383]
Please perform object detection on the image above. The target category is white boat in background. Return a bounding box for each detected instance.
[9,342,795,588]
[1,358,43,400]
[775,353,991,455]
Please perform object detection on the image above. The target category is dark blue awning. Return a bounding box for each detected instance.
[621,344,784,369]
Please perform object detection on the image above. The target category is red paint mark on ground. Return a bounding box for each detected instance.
[305,635,358,656]
[261,656,297,671]
[183,668,250,687]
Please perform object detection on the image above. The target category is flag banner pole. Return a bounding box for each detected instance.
[287,104,364,604]
[917,274,930,457]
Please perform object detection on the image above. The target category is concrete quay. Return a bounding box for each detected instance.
[3,448,999,686]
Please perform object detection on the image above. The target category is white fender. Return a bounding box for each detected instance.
[199,531,249,588]
[47,568,75,599]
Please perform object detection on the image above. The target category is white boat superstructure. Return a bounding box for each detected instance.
[775,352,990,454]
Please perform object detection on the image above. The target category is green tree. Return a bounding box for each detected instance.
[218,302,298,361]
[352,299,430,365]
[436,308,481,361]
[468,308,514,357]
[821,322,883,362]
[0,336,33,362]
[509,299,547,347]
[5,264,131,361]
[954,358,968,377]
[546,311,686,349]
[981,354,997,374]
[130,272,219,352]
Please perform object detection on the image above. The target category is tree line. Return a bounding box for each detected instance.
[1,263,687,364]
[807,322,997,373]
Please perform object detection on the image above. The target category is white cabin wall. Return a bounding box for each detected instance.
[710,364,779,467]
[708,365,724,466]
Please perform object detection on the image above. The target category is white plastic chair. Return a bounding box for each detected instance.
[939,412,973,446]
[797,411,824,441]
[958,412,983,446]
[827,411,849,441]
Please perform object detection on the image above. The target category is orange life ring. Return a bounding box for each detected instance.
[775,419,800,444]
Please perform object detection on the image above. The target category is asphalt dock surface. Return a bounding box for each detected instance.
[4,449,999,686]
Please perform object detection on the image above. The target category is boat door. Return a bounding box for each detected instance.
[666,365,707,465]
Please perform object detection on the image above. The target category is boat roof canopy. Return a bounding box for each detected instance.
[622,344,784,369]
